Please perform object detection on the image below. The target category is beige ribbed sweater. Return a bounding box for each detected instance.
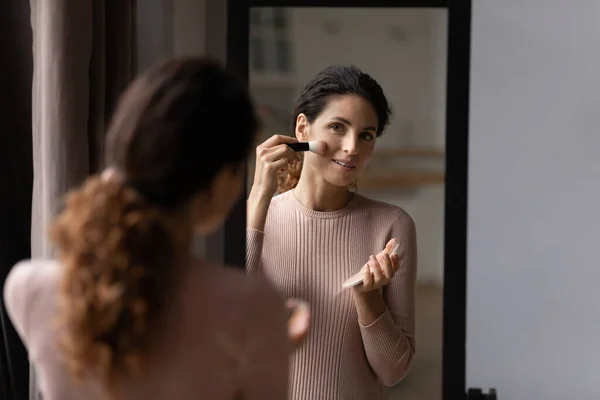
[3,258,291,400]
[247,190,417,400]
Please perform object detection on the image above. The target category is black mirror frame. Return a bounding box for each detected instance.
[224,1,471,398]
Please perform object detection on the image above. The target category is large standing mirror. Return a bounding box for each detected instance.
[249,7,446,398]
[226,1,470,399]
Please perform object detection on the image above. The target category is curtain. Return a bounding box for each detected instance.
[0,0,34,398]
[29,0,136,398]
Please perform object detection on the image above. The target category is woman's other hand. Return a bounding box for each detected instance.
[285,298,310,349]
[355,238,400,293]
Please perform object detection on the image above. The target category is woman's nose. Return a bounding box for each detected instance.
[342,136,358,155]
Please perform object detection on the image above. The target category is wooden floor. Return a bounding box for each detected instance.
[384,283,443,400]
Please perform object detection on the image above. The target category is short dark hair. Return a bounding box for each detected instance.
[293,65,391,136]
[278,65,392,193]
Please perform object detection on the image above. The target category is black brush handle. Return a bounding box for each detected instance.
[286,142,309,152]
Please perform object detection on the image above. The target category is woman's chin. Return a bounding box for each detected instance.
[312,165,361,188]
[324,176,357,189]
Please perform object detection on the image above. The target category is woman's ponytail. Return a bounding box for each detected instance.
[51,174,177,397]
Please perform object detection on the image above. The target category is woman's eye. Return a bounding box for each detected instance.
[330,124,342,131]
[361,132,374,141]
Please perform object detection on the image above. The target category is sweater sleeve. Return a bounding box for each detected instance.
[246,228,265,274]
[358,211,417,386]
[3,260,36,344]
[3,259,59,346]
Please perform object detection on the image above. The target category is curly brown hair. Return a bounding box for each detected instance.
[276,65,391,194]
[50,57,258,398]
[51,176,178,397]
[276,153,302,195]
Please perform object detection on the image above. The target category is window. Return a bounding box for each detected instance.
[249,8,293,75]
[248,8,296,191]
[250,38,266,71]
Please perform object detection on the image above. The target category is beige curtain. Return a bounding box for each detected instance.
[29,0,136,398]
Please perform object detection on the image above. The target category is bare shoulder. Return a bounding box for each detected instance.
[3,259,62,342]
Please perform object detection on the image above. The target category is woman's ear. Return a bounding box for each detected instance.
[295,113,309,142]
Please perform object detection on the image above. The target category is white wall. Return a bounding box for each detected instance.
[291,8,447,149]
[467,1,600,398]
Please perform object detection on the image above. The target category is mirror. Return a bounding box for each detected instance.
[247,7,447,399]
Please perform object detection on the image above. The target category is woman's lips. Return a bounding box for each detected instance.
[332,159,356,171]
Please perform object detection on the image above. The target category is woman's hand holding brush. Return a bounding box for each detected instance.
[248,135,298,232]
[252,134,299,199]
[248,135,327,232]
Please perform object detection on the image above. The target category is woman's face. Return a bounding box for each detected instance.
[296,95,378,187]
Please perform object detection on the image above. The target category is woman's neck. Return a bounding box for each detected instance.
[293,169,354,212]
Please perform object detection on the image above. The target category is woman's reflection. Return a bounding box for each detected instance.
[247,65,417,400]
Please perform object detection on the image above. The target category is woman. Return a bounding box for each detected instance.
[3,57,299,400]
[247,65,417,399]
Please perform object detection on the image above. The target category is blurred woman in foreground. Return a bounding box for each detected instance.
[4,57,308,400]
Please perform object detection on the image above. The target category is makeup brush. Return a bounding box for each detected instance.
[286,140,327,155]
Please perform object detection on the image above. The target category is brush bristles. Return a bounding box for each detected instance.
[308,140,327,155]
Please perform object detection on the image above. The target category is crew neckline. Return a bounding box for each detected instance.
[284,189,361,219]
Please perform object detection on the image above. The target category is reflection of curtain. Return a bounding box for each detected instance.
[29,1,136,398]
